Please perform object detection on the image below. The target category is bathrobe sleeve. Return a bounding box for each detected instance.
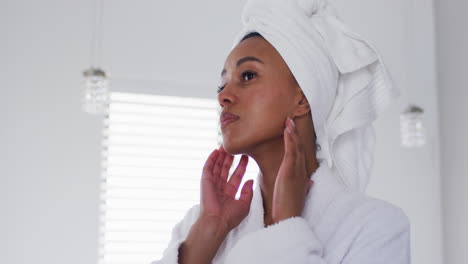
[150,204,200,264]
[224,206,410,264]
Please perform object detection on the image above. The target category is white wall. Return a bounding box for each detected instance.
[3,1,103,263]
[434,1,468,264]
[2,0,444,263]
[1,1,9,261]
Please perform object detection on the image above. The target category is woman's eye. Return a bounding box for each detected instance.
[217,85,225,93]
[217,71,256,93]
[241,71,257,81]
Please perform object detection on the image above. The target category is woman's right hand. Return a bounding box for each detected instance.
[199,145,254,232]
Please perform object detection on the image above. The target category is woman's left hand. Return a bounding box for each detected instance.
[272,117,314,224]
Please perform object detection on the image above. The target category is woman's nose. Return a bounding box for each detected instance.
[218,87,236,108]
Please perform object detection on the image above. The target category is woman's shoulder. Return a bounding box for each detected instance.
[331,189,410,233]
[360,192,409,227]
[311,190,411,263]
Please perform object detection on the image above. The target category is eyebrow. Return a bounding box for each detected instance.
[220,56,264,76]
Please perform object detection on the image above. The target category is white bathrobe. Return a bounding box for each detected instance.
[151,161,411,263]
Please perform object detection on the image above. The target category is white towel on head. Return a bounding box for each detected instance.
[231,0,399,192]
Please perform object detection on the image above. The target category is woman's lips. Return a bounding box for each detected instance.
[220,112,240,128]
[221,117,239,128]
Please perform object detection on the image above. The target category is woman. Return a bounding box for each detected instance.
[153,0,410,263]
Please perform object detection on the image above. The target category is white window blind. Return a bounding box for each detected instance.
[99,91,260,264]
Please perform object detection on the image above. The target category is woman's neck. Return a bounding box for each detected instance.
[248,118,318,223]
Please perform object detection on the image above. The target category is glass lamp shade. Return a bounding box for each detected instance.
[400,104,426,148]
[82,67,109,115]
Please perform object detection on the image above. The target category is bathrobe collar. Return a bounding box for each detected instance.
[237,160,346,233]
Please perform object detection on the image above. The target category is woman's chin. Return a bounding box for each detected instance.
[221,140,245,155]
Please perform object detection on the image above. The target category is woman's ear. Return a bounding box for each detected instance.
[292,90,311,118]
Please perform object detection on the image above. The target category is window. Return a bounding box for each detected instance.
[99,92,259,264]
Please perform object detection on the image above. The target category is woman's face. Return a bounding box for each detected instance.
[218,35,300,155]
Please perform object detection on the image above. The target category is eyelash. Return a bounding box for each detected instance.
[217,85,225,93]
[217,70,257,93]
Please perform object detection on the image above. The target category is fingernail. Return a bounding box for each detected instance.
[289,117,295,128]
[286,126,291,134]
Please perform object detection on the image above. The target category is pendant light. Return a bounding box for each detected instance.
[401,104,426,147]
[400,0,425,147]
[81,0,109,115]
